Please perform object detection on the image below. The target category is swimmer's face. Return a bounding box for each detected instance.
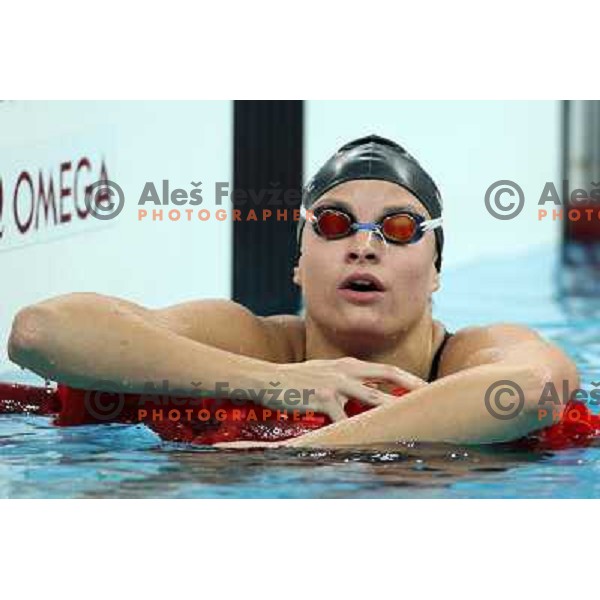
[293,179,440,341]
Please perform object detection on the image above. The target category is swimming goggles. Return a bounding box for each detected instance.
[300,205,443,246]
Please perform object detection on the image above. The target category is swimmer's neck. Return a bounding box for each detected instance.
[303,313,443,381]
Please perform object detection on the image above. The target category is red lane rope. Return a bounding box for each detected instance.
[2,381,599,449]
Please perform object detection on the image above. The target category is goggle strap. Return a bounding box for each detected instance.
[421,217,443,231]
[300,205,316,222]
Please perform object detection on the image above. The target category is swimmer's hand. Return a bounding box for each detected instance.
[273,357,427,422]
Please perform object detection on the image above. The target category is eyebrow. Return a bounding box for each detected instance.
[314,198,421,219]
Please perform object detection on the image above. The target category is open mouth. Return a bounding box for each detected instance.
[343,280,382,292]
[339,273,386,296]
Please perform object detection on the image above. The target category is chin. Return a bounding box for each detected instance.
[335,315,391,339]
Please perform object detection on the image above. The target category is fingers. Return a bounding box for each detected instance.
[326,397,350,422]
[340,358,427,390]
[340,379,396,408]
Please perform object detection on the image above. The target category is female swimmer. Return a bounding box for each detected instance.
[7,135,579,448]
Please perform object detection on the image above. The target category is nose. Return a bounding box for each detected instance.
[345,229,384,264]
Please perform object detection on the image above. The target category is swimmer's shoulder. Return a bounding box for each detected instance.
[259,313,306,364]
[435,322,571,378]
[155,299,302,363]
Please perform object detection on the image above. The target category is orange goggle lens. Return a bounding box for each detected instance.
[315,210,353,238]
[381,213,418,243]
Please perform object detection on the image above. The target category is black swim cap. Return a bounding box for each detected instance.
[296,134,444,271]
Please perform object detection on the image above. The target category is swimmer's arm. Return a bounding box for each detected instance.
[7,293,285,394]
[279,324,580,447]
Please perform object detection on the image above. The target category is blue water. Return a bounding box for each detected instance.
[3,245,600,498]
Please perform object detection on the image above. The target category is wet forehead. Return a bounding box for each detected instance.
[311,179,430,219]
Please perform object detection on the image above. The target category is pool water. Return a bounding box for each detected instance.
[3,246,600,498]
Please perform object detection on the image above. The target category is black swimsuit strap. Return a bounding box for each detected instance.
[427,330,454,383]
